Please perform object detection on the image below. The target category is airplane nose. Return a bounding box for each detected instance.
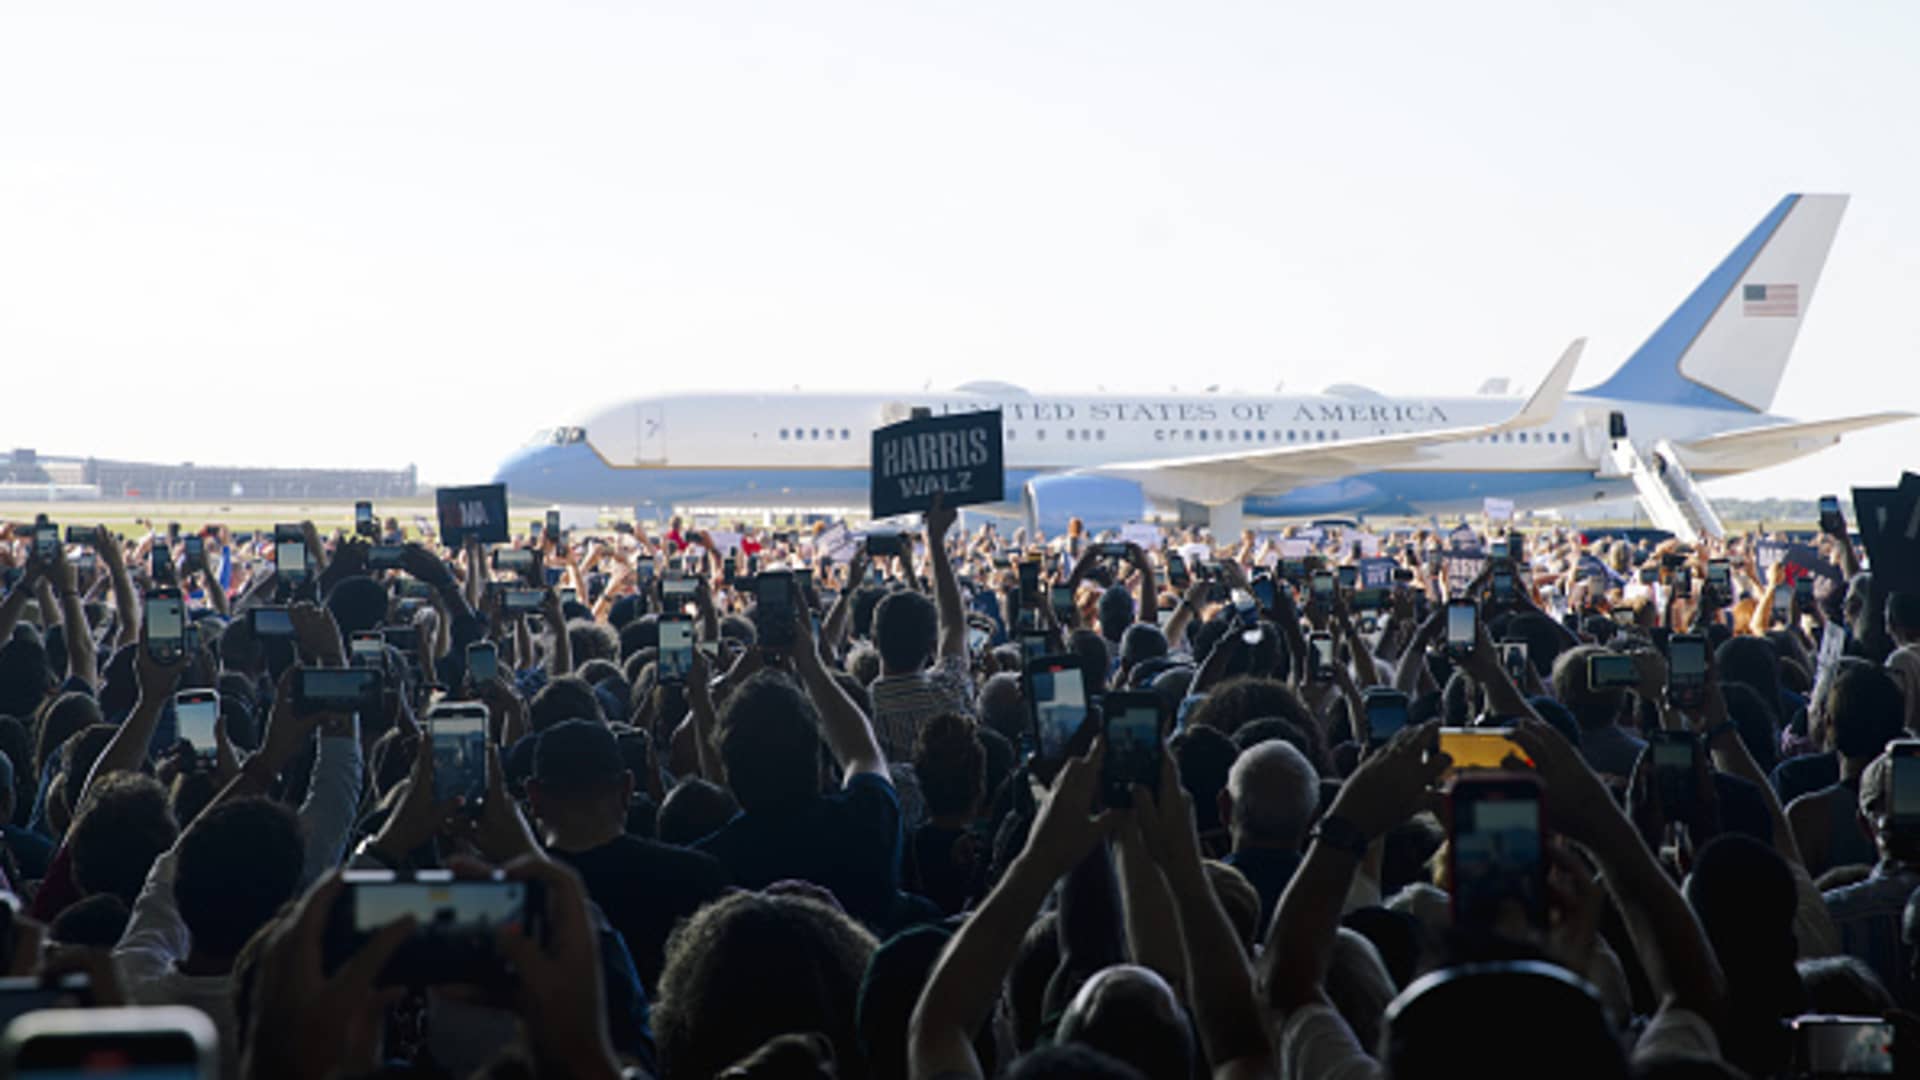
[491,446,551,490]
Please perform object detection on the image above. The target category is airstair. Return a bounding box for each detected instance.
[1606,438,1726,545]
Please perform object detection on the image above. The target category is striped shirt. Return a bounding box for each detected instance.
[869,654,976,759]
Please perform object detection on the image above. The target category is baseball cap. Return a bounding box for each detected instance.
[533,719,626,790]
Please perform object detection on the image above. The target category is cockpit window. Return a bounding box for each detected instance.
[527,427,586,446]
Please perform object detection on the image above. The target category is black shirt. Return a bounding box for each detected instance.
[694,772,905,930]
[907,824,986,916]
[550,834,730,994]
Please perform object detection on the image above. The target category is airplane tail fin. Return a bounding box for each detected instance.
[1579,194,1848,413]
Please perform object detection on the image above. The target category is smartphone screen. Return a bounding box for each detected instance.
[1437,728,1534,772]
[356,501,374,531]
[756,571,794,649]
[1018,630,1050,661]
[1167,554,1189,588]
[1310,571,1334,605]
[1336,565,1359,590]
[250,605,294,638]
[329,871,539,988]
[1027,657,1088,762]
[295,668,378,715]
[428,705,489,803]
[1450,777,1546,932]
[1668,634,1707,698]
[277,539,308,579]
[1365,691,1409,746]
[368,544,406,571]
[1445,600,1476,653]
[504,589,546,613]
[1310,632,1335,680]
[1795,1016,1895,1076]
[6,1009,210,1076]
[1491,569,1515,603]
[1251,576,1277,611]
[1588,653,1639,689]
[1501,640,1529,680]
[350,633,385,669]
[174,690,219,751]
[467,642,498,683]
[658,618,693,682]
[1018,560,1041,604]
[1100,697,1162,807]
[1049,585,1075,621]
[144,592,185,663]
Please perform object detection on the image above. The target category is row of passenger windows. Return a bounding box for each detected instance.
[777,426,1578,445]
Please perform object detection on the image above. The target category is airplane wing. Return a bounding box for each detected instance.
[1675,411,1915,470]
[1085,339,1586,505]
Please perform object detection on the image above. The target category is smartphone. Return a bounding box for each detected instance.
[1363,688,1409,749]
[349,630,386,670]
[1887,741,1920,834]
[294,667,380,716]
[382,624,420,654]
[545,510,562,538]
[1281,557,1307,583]
[1018,629,1051,662]
[1251,575,1278,613]
[1490,565,1516,605]
[502,588,547,614]
[427,702,490,803]
[658,616,693,683]
[1638,566,1658,585]
[1025,654,1089,765]
[1794,576,1815,610]
[0,974,93,1032]
[1094,542,1130,560]
[1818,494,1846,536]
[149,542,172,583]
[1035,584,1072,627]
[662,574,697,605]
[1706,559,1731,599]
[275,536,308,583]
[63,525,96,546]
[966,626,991,654]
[1588,652,1639,690]
[144,588,186,664]
[1791,1014,1895,1077]
[865,532,904,558]
[248,605,295,639]
[1444,599,1477,659]
[466,641,498,684]
[1449,772,1547,933]
[355,543,401,572]
[174,689,219,755]
[1336,565,1359,591]
[1500,639,1530,682]
[1308,631,1336,682]
[1650,729,1700,818]
[1771,587,1792,623]
[356,500,376,538]
[32,522,58,561]
[326,869,545,988]
[1166,553,1190,589]
[1309,570,1334,610]
[2,1006,215,1078]
[1667,633,1708,709]
[1507,530,1525,562]
[1018,559,1042,607]
[1100,693,1163,808]
[1351,587,1387,611]
[755,570,795,651]
[1489,539,1509,560]
[1437,727,1534,772]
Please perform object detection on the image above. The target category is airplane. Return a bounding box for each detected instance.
[492,194,1911,541]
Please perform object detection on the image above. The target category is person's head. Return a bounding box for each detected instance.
[716,1033,839,1080]
[1716,634,1784,725]
[1551,646,1628,731]
[174,798,304,963]
[1717,681,1779,773]
[323,575,387,641]
[1002,1045,1146,1080]
[568,619,621,667]
[976,673,1026,746]
[654,890,878,1080]
[1889,645,1920,736]
[1684,833,1806,1075]
[1054,964,1194,1080]
[657,776,742,846]
[856,926,986,1080]
[1116,623,1168,675]
[1888,592,1920,648]
[528,674,607,733]
[0,637,51,720]
[68,773,179,907]
[1829,662,1906,762]
[36,691,103,777]
[872,590,938,674]
[1383,961,1626,1080]
[1327,927,1399,1054]
[913,714,985,821]
[1069,630,1111,697]
[717,671,824,811]
[48,892,131,948]
[1170,725,1239,839]
[1220,739,1319,851]
[1096,586,1134,644]
[1186,678,1320,757]
[528,720,634,842]
[619,616,660,662]
[54,724,119,837]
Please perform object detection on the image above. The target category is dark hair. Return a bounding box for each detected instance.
[1188,676,1315,742]
[872,591,938,672]
[1717,635,1785,730]
[568,619,621,666]
[36,692,103,778]
[529,675,607,733]
[0,716,34,828]
[619,616,660,661]
[1118,623,1168,671]
[717,672,823,811]
[654,891,878,1080]
[1720,681,1780,773]
[850,587,887,641]
[58,724,120,828]
[68,773,179,905]
[1830,663,1906,760]
[1171,725,1239,838]
[1888,591,1920,635]
[1097,586,1135,644]
[913,714,985,819]
[857,926,958,1080]
[0,638,51,720]
[657,777,742,846]
[48,892,131,947]
[1070,631,1112,696]
[323,575,387,641]
[175,798,304,957]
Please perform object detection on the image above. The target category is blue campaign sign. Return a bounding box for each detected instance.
[436,483,510,545]
[871,410,1005,519]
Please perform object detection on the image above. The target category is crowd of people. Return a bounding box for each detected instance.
[0,499,1915,1078]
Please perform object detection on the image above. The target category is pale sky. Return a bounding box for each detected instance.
[3,1,1915,498]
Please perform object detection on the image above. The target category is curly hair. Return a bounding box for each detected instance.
[913,714,985,819]
[654,891,878,1080]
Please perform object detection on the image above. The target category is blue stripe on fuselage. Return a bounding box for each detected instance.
[494,444,1632,520]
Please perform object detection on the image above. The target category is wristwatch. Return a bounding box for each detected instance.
[1703,719,1739,746]
[1310,814,1370,859]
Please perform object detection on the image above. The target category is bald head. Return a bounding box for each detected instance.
[1226,739,1321,850]
[1056,964,1193,1080]
[976,673,1025,745]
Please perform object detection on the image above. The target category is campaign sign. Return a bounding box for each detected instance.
[435,484,510,545]
[871,410,1005,519]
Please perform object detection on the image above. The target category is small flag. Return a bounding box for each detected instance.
[1742,282,1799,317]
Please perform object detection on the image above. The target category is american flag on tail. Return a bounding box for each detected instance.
[1743,283,1799,317]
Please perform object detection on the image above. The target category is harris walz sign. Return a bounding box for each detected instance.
[871,409,1005,519]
